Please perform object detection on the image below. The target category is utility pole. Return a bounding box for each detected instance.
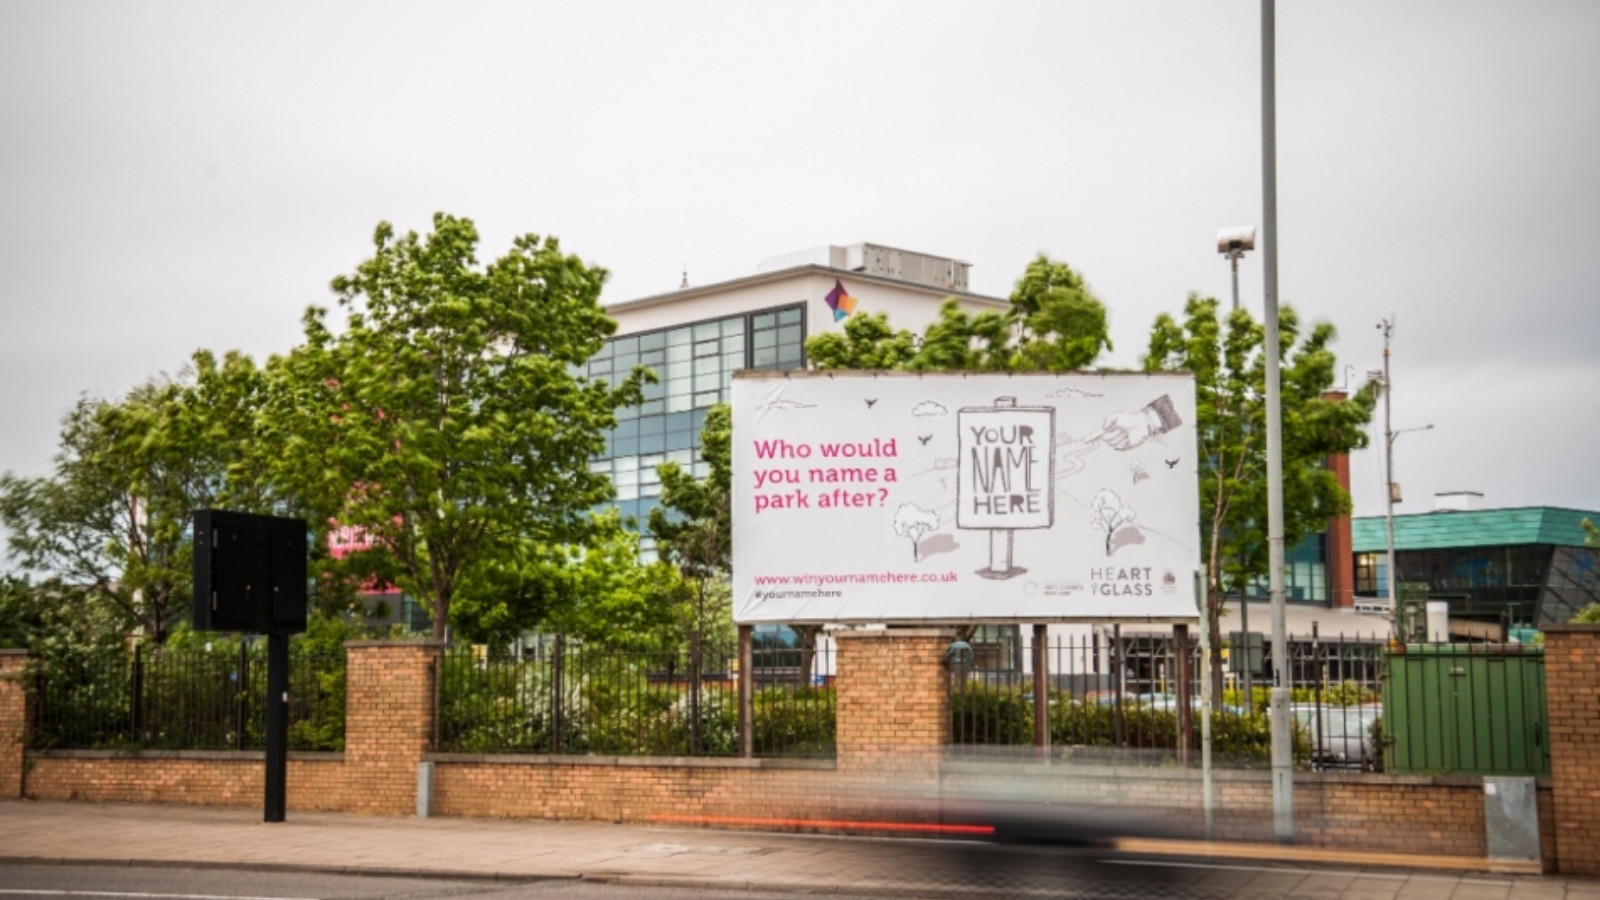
[1381,318,1397,637]
[1378,318,1433,641]
[1260,0,1293,845]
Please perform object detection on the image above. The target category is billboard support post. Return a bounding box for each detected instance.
[1032,623,1049,758]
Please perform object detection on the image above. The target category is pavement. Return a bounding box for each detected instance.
[2,799,1599,899]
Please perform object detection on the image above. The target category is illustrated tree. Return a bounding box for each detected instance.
[893,504,940,561]
[1088,489,1137,556]
[1142,294,1378,701]
[267,214,643,641]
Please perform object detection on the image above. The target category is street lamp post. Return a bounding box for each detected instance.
[1217,227,1257,313]
[1216,225,1258,703]
[1378,318,1433,640]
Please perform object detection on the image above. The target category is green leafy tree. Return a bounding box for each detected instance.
[451,511,681,651]
[267,213,643,641]
[806,255,1113,373]
[1143,294,1377,699]
[1571,519,1600,623]
[0,353,270,644]
[648,404,742,649]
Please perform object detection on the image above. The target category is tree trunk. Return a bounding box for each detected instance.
[432,592,449,641]
[1208,587,1225,710]
[793,624,820,686]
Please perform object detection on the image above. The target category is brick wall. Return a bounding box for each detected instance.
[21,640,440,815]
[0,631,1585,872]
[0,650,27,798]
[1544,625,1600,875]
[25,753,345,808]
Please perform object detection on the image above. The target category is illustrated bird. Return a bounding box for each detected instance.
[864,398,878,408]
[918,434,933,445]
[1165,458,1180,469]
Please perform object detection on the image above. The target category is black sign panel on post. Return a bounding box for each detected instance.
[193,510,309,634]
[190,509,308,823]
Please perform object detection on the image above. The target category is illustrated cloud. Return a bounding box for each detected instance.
[1046,386,1104,399]
[757,398,816,411]
[912,400,949,417]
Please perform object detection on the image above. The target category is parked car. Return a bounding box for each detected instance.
[1291,703,1382,769]
[1091,692,1248,717]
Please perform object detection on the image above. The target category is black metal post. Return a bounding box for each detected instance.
[1113,624,1125,747]
[1176,624,1192,766]
[1311,622,1323,772]
[1032,624,1049,758]
[130,642,144,740]
[551,635,564,754]
[264,631,288,823]
[236,640,249,751]
[689,630,703,756]
[738,625,753,759]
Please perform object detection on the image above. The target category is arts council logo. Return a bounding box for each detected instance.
[824,279,858,322]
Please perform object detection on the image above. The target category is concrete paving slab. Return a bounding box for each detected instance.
[1,799,1596,899]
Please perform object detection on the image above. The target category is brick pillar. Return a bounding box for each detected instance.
[1321,390,1356,610]
[1544,625,1600,875]
[834,629,954,775]
[0,650,28,799]
[1325,452,1355,609]
[342,641,443,815]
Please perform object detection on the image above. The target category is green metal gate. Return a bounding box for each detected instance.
[1381,643,1549,776]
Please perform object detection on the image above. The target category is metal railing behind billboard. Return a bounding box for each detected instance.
[434,636,835,759]
[948,631,1408,771]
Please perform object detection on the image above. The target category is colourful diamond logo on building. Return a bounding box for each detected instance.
[824,279,858,322]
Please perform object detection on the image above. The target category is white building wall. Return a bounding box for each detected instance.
[607,267,1003,341]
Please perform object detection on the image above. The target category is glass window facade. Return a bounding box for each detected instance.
[589,303,807,544]
[1354,552,1386,596]
[971,624,1021,673]
[1244,533,1328,603]
[1355,544,1600,626]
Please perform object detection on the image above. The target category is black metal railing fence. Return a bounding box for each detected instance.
[435,635,835,759]
[27,643,346,752]
[950,630,1399,770]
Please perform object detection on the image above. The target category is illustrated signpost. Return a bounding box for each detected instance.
[191,509,308,823]
[956,397,1055,579]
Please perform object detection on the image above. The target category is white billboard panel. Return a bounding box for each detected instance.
[731,371,1200,623]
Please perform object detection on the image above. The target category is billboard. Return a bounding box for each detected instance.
[731,371,1200,623]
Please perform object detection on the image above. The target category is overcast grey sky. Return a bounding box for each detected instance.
[3,1,1597,523]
